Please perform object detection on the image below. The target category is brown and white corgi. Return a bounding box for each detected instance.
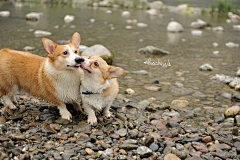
[0,32,84,120]
[80,56,125,125]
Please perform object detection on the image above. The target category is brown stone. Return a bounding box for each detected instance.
[164,153,181,160]
[202,136,212,143]
[156,121,167,131]
[85,148,95,155]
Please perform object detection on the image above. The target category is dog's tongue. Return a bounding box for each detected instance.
[75,64,81,67]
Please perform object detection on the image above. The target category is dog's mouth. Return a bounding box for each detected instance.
[67,64,81,68]
[80,65,92,73]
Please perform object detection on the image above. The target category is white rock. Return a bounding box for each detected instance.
[23,46,36,51]
[54,25,59,29]
[126,26,132,30]
[225,105,240,117]
[34,30,52,37]
[167,21,184,32]
[125,88,135,95]
[146,9,158,16]
[191,30,202,36]
[213,51,219,55]
[225,42,239,48]
[171,100,189,108]
[121,11,131,18]
[81,44,111,57]
[199,64,213,71]
[92,2,98,7]
[190,19,206,29]
[236,69,240,77]
[90,18,95,23]
[64,15,75,23]
[226,19,232,23]
[212,26,224,32]
[106,10,112,14]
[212,42,219,47]
[26,12,43,21]
[177,4,188,11]
[137,22,148,28]
[0,11,10,17]
[233,25,240,31]
[228,12,240,22]
[149,1,163,10]
[79,45,88,52]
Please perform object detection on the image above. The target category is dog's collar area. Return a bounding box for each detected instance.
[82,91,98,95]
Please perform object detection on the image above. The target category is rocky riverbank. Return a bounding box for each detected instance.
[0,91,239,160]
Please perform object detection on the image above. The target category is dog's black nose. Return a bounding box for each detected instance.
[75,57,84,64]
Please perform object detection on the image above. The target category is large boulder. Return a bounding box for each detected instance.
[0,11,10,17]
[138,46,169,55]
[26,12,43,21]
[167,21,184,32]
[81,44,113,65]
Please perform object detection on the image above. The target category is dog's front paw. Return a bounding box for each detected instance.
[103,111,113,118]
[87,116,97,125]
[61,111,72,120]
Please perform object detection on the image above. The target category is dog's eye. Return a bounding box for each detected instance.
[94,62,99,66]
[75,50,77,54]
[63,51,68,55]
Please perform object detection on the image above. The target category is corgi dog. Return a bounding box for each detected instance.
[0,32,84,120]
[80,56,125,125]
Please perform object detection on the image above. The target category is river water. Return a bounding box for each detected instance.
[0,2,240,113]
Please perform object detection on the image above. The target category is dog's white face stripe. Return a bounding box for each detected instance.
[64,45,79,67]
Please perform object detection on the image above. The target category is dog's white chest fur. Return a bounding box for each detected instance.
[45,61,82,103]
[80,76,114,110]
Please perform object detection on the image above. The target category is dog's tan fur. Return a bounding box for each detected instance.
[0,32,84,120]
[80,56,125,124]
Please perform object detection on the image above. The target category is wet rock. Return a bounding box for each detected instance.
[23,46,36,51]
[64,15,74,23]
[136,146,152,158]
[34,30,52,37]
[12,148,21,156]
[202,136,212,143]
[224,105,240,117]
[53,152,62,160]
[171,100,189,108]
[167,21,184,32]
[199,64,213,71]
[212,26,224,32]
[138,46,169,55]
[26,12,43,21]
[121,11,131,18]
[144,85,161,91]
[171,87,194,95]
[162,111,180,118]
[164,153,181,160]
[116,128,127,137]
[192,142,209,153]
[232,94,240,102]
[156,121,168,130]
[119,144,138,150]
[0,11,10,17]
[0,117,6,123]
[81,44,113,64]
[191,30,203,36]
[190,19,208,29]
[192,91,207,98]
[221,92,232,99]
[229,78,240,88]
[125,88,135,95]
[125,26,132,30]
[182,137,202,143]
[149,143,159,152]
[137,22,148,28]
[236,115,240,126]
[146,9,159,16]
[214,150,232,159]
[225,42,239,48]
[208,144,231,152]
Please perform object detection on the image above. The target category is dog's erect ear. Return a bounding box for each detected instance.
[42,38,57,57]
[70,32,81,48]
[107,66,125,79]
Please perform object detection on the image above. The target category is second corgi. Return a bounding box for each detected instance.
[80,56,125,124]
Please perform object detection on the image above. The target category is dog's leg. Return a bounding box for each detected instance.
[58,104,72,120]
[83,104,97,125]
[103,104,113,118]
[2,95,17,110]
